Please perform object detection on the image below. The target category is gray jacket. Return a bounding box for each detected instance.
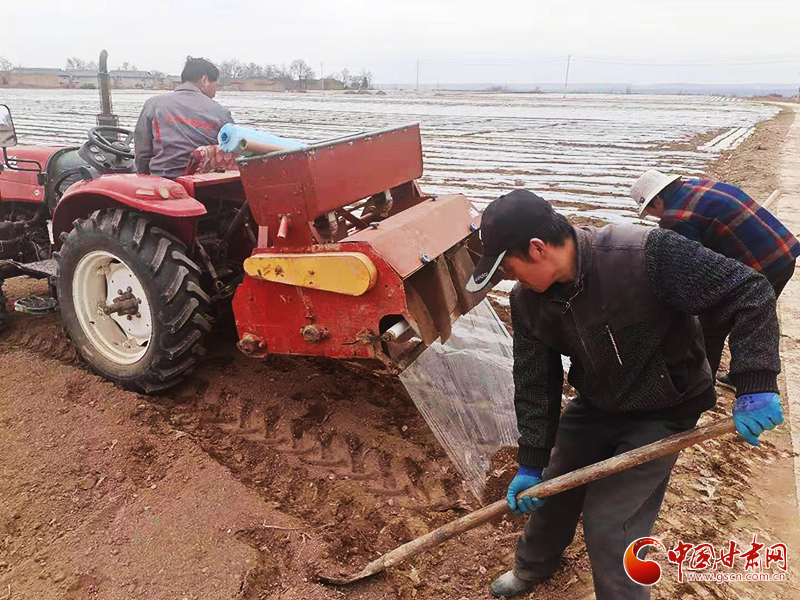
[134,82,234,179]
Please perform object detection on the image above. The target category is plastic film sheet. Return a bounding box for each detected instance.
[399,299,519,501]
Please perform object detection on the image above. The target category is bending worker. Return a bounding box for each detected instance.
[465,189,784,599]
[631,169,800,383]
[134,56,234,179]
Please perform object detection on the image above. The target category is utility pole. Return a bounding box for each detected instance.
[321,62,324,91]
[563,54,571,99]
[416,58,419,91]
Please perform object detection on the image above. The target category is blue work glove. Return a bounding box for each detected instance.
[506,466,546,516]
[733,393,784,446]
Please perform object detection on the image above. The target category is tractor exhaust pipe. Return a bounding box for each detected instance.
[96,50,119,128]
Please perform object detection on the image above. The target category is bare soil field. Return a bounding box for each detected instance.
[1,98,799,600]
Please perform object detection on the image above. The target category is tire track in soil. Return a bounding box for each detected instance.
[0,308,494,598]
[0,287,479,587]
[154,333,479,577]
[0,278,79,365]
[0,312,79,365]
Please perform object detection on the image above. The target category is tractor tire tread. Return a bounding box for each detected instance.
[140,377,185,394]
[132,217,148,249]
[186,281,211,305]
[171,250,202,277]
[191,312,213,333]
[110,209,124,233]
[162,266,188,304]
[154,355,196,381]
[165,297,199,333]
[0,280,9,333]
[95,209,117,234]
[162,328,203,361]
[150,237,171,274]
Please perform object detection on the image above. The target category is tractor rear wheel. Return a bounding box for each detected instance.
[0,279,9,332]
[56,209,211,393]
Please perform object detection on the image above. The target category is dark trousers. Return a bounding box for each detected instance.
[703,260,795,375]
[514,400,699,600]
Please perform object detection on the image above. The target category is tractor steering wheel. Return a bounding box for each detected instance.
[87,126,135,160]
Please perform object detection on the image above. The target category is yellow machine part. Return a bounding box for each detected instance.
[244,252,379,296]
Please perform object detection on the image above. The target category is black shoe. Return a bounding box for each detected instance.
[716,373,735,390]
[490,571,537,597]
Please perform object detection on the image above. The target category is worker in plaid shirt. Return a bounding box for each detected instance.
[631,169,800,381]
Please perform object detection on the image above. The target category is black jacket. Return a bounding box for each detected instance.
[511,225,780,468]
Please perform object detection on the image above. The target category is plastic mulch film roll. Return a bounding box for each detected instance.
[217,124,305,155]
[400,299,519,501]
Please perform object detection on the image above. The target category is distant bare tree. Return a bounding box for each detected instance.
[329,67,371,89]
[241,63,263,78]
[263,64,282,79]
[0,56,12,72]
[66,58,98,70]
[217,58,309,82]
[357,69,374,90]
[117,62,138,71]
[273,64,291,80]
[289,59,315,87]
[219,59,263,82]
[217,59,238,82]
[338,68,352,88]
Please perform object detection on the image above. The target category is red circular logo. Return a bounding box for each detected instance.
[623,537,666,586]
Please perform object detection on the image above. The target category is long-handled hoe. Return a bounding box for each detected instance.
[320,418,737,585]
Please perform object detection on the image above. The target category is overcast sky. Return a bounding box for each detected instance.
[2,0,799,85]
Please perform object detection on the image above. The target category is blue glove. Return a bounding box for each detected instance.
[733,393,784,446]
[506,466,546,515]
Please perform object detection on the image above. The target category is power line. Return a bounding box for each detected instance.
[323,54,800,70]
[572,58,800,67]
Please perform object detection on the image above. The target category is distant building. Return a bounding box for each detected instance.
[306,78,345,91]
[67,69,157,89]
[67,69,101,89]
[0,68,345,92]
[0,67,161,89]
[222,78,292,92]
[220,77,344,92]
[109,70,157,89]
[1,68,70,88]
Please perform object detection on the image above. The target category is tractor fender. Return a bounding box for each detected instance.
[52,174,206,250]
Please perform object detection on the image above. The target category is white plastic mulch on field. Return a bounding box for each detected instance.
[1,89,779,223]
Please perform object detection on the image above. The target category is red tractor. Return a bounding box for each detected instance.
[0,103,491,393]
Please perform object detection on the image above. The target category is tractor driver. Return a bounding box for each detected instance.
[134,57,234,179]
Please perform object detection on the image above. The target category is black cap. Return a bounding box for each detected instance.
[466,189,557,292]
